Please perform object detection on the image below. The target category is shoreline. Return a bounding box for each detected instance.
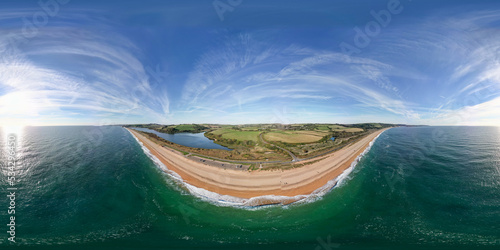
[126,127,390,206]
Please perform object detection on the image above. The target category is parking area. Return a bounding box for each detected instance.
[187,155,249,171]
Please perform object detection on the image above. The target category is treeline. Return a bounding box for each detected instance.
[346,123,394,130]
[205,133,255,147]
[331,130,362,139]
[128,124,209,134]
[160,124,209,134]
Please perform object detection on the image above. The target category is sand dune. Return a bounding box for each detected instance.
[127,128,389,203]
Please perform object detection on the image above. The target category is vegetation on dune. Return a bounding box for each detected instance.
[137,131,287,161]
[203,123,383,161]
[345,123,394,130]
[126,123,397,167]
[127,124,209,134]
[204,129,262,151]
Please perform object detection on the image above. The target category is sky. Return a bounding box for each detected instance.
[1,0,500,126]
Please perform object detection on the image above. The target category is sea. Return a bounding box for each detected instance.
[0,126,498,250]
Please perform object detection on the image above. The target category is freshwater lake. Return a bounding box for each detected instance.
[131,127,231,150]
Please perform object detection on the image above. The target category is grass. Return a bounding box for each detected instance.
[329,125,346,130]
[264,131,325,143]
[316,125,330,131]
[130,123,381,170]
[174,124,196,131]
[222,131,261,142]
[210,128,261,142]
[140,130,287,162]
[134,124,375,169]
[210,128,232,135]
[327,125,364,133]
[241,126,260,131]
[313,124,364,133]
[339,128,364,132]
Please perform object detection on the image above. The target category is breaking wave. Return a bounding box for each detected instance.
[127,129,387,208]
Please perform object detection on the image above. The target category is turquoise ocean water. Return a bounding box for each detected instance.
[0,126,499,249]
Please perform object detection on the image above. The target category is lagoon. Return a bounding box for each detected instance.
[131,127,231,150]
[2,126,499,249]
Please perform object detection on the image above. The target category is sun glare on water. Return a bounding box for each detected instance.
[2,125,25,136]
[1,125,25,143]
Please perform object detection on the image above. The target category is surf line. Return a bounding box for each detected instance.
[126,127,389,208]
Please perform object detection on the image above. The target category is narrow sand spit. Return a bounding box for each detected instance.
[127,128,390,205]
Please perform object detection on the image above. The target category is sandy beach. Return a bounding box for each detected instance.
[127,128,389,203]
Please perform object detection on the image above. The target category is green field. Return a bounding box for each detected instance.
[329,125,346,130]
[211,128,261,142]
[327,125,363,132]
[129,122,393,163]
[240,126,260,131]
[316,125,330,131]
[264,131,327,143]
[335,128,364,132]
[174,124,196,131]
[210,128,232,136]
[209,124,364,144]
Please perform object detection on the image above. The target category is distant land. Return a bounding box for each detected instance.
[125,124,393,205]
[124,123,412,170]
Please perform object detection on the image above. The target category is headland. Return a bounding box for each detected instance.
[126,127,390,205]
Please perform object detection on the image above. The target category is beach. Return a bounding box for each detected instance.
[126,127,390,203]
[7,126,498,248]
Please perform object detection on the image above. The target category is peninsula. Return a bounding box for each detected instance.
[125,124,391,205]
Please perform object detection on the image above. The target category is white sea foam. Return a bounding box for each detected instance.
[127,128,387,208]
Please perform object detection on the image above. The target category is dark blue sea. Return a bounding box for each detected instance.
[0,126,498,249]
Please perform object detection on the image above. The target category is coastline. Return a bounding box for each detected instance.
[126,127,390,206]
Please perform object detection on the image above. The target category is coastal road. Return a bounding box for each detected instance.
[177,149,285,165]
[127,127,391,202]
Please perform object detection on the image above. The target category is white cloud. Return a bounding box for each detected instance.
[179,35,414,124]
[429,96,500,126]
[0,13,170,126]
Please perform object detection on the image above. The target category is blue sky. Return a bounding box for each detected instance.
[1,0,500,126]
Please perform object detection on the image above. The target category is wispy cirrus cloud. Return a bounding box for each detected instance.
[425,96,500,126]
[397,9,500,125]
[179,34,413,124]
[3,2,500,126]
[0,10,170,126]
